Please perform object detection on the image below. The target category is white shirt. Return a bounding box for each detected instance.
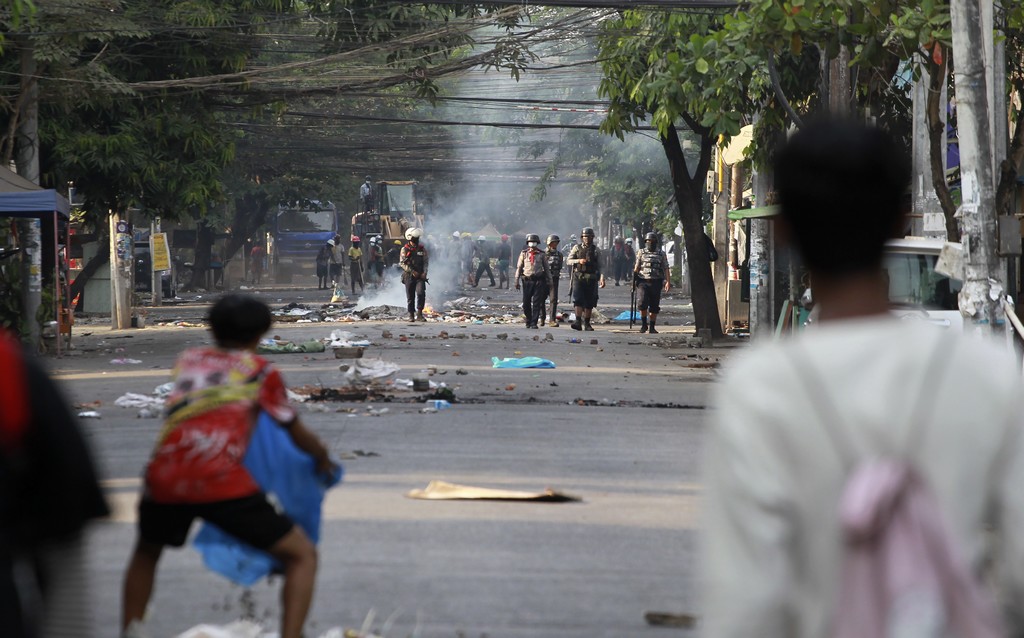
[703,317,1024,637]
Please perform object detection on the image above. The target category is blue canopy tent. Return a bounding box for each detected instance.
[0,167,72,353]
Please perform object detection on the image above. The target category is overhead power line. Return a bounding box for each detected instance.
[277,110,659,132]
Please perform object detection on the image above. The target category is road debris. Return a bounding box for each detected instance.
[406,480,582,502]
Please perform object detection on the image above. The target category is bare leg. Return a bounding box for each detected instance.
[122,539,164,631]
[267,526,319,638]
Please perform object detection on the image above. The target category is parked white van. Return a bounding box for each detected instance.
[884,237,964,329]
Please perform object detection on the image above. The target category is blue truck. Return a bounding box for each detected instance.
[271,200,339,283]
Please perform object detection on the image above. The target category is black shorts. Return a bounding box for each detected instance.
[572,277,600,309]
[637,280,664,313]
[138,493,294,550]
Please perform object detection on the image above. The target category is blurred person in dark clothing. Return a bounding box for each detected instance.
[0,330,109,638]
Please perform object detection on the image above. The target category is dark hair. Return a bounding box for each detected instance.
[207,294,272,348]
[773,119,911,276]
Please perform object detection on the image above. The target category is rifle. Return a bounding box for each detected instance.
[630,275,637,330]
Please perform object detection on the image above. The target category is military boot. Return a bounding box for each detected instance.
[640,319,649,333]
[409,311,416,322]
[417,310,426,322]
[570,318,582,331]
[648,320,658,334]
[583,319,594,331]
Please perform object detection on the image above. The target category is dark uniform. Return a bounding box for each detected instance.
[633,233,670,333]
[567,241,603,331]
[496,237,512,289]
[400,232,429,322]
[473,239,495,287]
[544,235,564,326]
[515,235,551,329]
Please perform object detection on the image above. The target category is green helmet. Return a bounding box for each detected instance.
[546,234,560,244]
[581,227,595,238]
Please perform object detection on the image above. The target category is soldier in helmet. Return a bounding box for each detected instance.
[514,233,551,329]
[566,227,606,331]
[543,234,564,326]
[473,236,496,287]
[400,228,429,322]
[496,234,512,289]
[633,232,671,333]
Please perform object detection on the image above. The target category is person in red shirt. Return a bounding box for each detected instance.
[121,295,334,638]
[249,242,265,285]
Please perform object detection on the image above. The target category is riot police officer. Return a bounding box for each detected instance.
[543,234,564,327]
[566,227,605,331]
[515,233,551,329]
[633,232,671,333]
[400,228,429,322]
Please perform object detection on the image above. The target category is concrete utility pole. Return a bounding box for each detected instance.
[15,37,41,351]
[911,64,947,238]
[712,156,730,331]
[748,168,772,338]
[950,0,1003,333]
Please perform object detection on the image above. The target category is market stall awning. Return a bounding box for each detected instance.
[0,167,71,217]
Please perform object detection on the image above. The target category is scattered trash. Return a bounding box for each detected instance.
[455,368,469,375]
[428,399,452,410]
[589,339,599,345]
[614,310,642,321]
[74,400,101,410]
[644,612,697,629]
[492,356,556,369]
[174,620,266,638]
[406,480,582,502]
[420,407,438,414]
[342,359,401,385]
[496,333,509,340]
[110,358,143,364]
[425,386,457,403]
[568,338,582,344]
[505,384,517,391]
[381,330,393,339]
[327,330,372,348]
[398,335,408,342]
[257,339,326,354]
[114,392,165,418]
[77,410,101,419]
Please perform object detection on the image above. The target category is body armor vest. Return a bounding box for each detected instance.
[638,248,666,280]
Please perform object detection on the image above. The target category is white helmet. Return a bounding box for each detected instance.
[477,235,486,242]
[405,228,423,240]
[452,231,460,239]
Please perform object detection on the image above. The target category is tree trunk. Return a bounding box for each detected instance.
[69,228,109,310]
[224,193,271,261]
[192,222,214,291]
[660,124,723,338]
[995,83,1024,217]
[925,55,960,241]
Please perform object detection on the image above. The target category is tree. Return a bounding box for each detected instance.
[598,10,759,338]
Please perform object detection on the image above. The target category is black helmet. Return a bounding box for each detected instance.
[645,232,658,244]
[526,233,541,244]
[581,227,595,238]
[546,234,560,244]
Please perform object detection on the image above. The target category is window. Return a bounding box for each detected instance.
[883,252,961,311]
[278,209,334,232]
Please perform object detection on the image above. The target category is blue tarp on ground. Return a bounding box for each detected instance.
[491,356,556,369]
[193,412,342,586]
[614,310,641,321]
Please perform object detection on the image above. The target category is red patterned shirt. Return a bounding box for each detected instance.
[145,347,296,503]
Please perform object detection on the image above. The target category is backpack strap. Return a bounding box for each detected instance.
[788,331,952,468]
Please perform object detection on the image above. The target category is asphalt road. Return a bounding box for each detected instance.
[47,278,743,638]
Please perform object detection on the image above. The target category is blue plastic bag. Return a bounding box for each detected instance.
[193,412,342,586]
[614,310,641,321]
[491,356,556,369]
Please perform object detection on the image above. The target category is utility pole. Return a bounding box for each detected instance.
[911,64,947,238]
[950,0,1003,333]
[748,168,772,338]
[712,153,730,332]
[14,37,41,351]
